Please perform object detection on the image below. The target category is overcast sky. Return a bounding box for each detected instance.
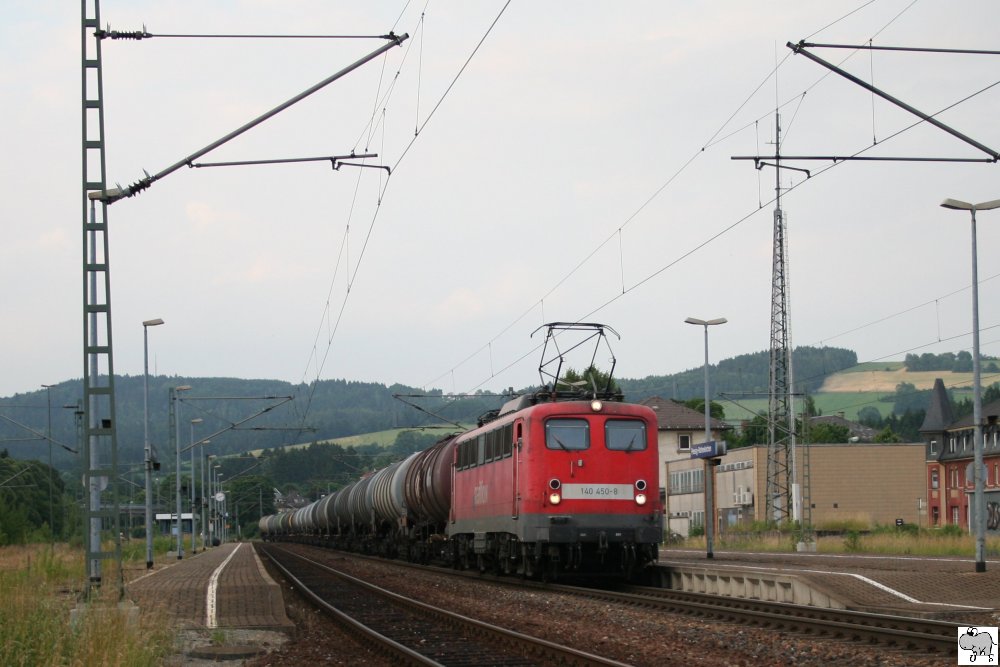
[3,1,1000,399]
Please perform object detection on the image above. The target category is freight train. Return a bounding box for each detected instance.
[260,323,664,580]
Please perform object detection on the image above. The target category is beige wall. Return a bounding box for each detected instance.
[661,441,926,533]
[796,442,926,528]
[658,427,727,536]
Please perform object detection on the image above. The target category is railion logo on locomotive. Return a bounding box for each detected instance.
[473,482,489,506]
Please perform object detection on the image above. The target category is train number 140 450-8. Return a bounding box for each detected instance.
[561,484,634,500]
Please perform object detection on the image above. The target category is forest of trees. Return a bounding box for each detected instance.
[618,346,857,400]
[904,351,1000,373]
[5,345,998,542]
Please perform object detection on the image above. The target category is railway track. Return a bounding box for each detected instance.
[259,543,631,667]
[267,542,959,661]
[610,584,959,657]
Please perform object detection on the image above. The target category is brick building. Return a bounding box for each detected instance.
[920,378,1000,532]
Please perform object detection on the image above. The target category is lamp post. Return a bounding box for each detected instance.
[685,316,727,560]
[211,464,222,546]
[941,197,1000,573]
[141,318,163,568]
[203,451,214,549]
[217,473,226,544]
[171,385,192,558]
[41,384,55,545]
[189,418,203,554]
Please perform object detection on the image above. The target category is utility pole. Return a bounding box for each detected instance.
[765,113,796,525]
[81,0,123,599]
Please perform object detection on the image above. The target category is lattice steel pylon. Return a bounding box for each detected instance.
[80,0,123,598]
[765,114,796,524]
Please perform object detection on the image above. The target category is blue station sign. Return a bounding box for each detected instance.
[690,440,727,459]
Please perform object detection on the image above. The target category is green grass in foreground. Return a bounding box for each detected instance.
[0,543,172,667]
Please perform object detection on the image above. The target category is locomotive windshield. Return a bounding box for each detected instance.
[545,418,589,450]
[605,420,647,451]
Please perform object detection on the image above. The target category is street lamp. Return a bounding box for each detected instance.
[205,454,216,548]
[685,316,727,560]
[189,418,203,554]
[215,468,224,545]
[141,318,163,569]
[41,384,55,546]
[171,384,192,559]
[940,197,1000,573]
[198,444,212,550]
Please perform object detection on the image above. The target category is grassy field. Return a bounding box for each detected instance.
[717,365,992,423]
[0,543,173,666]
[720,393,895,422]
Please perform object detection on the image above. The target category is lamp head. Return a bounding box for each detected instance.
[685,316,727,326]
[941,198,1000,212]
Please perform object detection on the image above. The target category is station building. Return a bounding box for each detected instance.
[920,378,1000,533]
[643,396,926,536]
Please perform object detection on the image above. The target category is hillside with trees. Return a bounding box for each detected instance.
[4,345,999,541]
[618,346,857,400]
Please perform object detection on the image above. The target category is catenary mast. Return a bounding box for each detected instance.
[765,113,796,524]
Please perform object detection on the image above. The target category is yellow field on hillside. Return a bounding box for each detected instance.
[819,369,975,393]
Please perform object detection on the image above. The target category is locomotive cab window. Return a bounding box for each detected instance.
[545,418,590,451]
[605,420,647,451]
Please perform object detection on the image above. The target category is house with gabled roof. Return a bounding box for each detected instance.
[639,396,731,537]
[807,413,877,442]
[921,378,1000,531]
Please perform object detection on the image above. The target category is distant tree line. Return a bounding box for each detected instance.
[903,351,1000,373]
[619,346,857,401]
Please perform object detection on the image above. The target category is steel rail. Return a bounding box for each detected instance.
[260,543,632,667]
[282,543,958,658]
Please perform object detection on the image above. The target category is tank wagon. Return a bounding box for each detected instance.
[261,323,664,579]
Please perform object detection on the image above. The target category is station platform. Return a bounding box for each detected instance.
[127,541,293,631]
[657,548,1000,619]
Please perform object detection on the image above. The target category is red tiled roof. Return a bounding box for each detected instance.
[639,396,730,431]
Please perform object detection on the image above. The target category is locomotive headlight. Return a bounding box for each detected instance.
[548,478,562,504]
[590,399,603,412]
[635,492,647,506]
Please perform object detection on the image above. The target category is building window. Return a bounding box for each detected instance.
[930,440,937,455]
[950,437,956,453]
[678,433,691,451]
[668,469,704,495]
[931,469,939,490]
[951,505,959,525]
[932,506,939,526]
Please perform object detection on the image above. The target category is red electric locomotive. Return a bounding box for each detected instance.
[446,323,663,578]
[449,393,661,578]
[261,322,663,580]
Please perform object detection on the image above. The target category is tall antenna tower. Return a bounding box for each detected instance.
[765,113,796,523]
